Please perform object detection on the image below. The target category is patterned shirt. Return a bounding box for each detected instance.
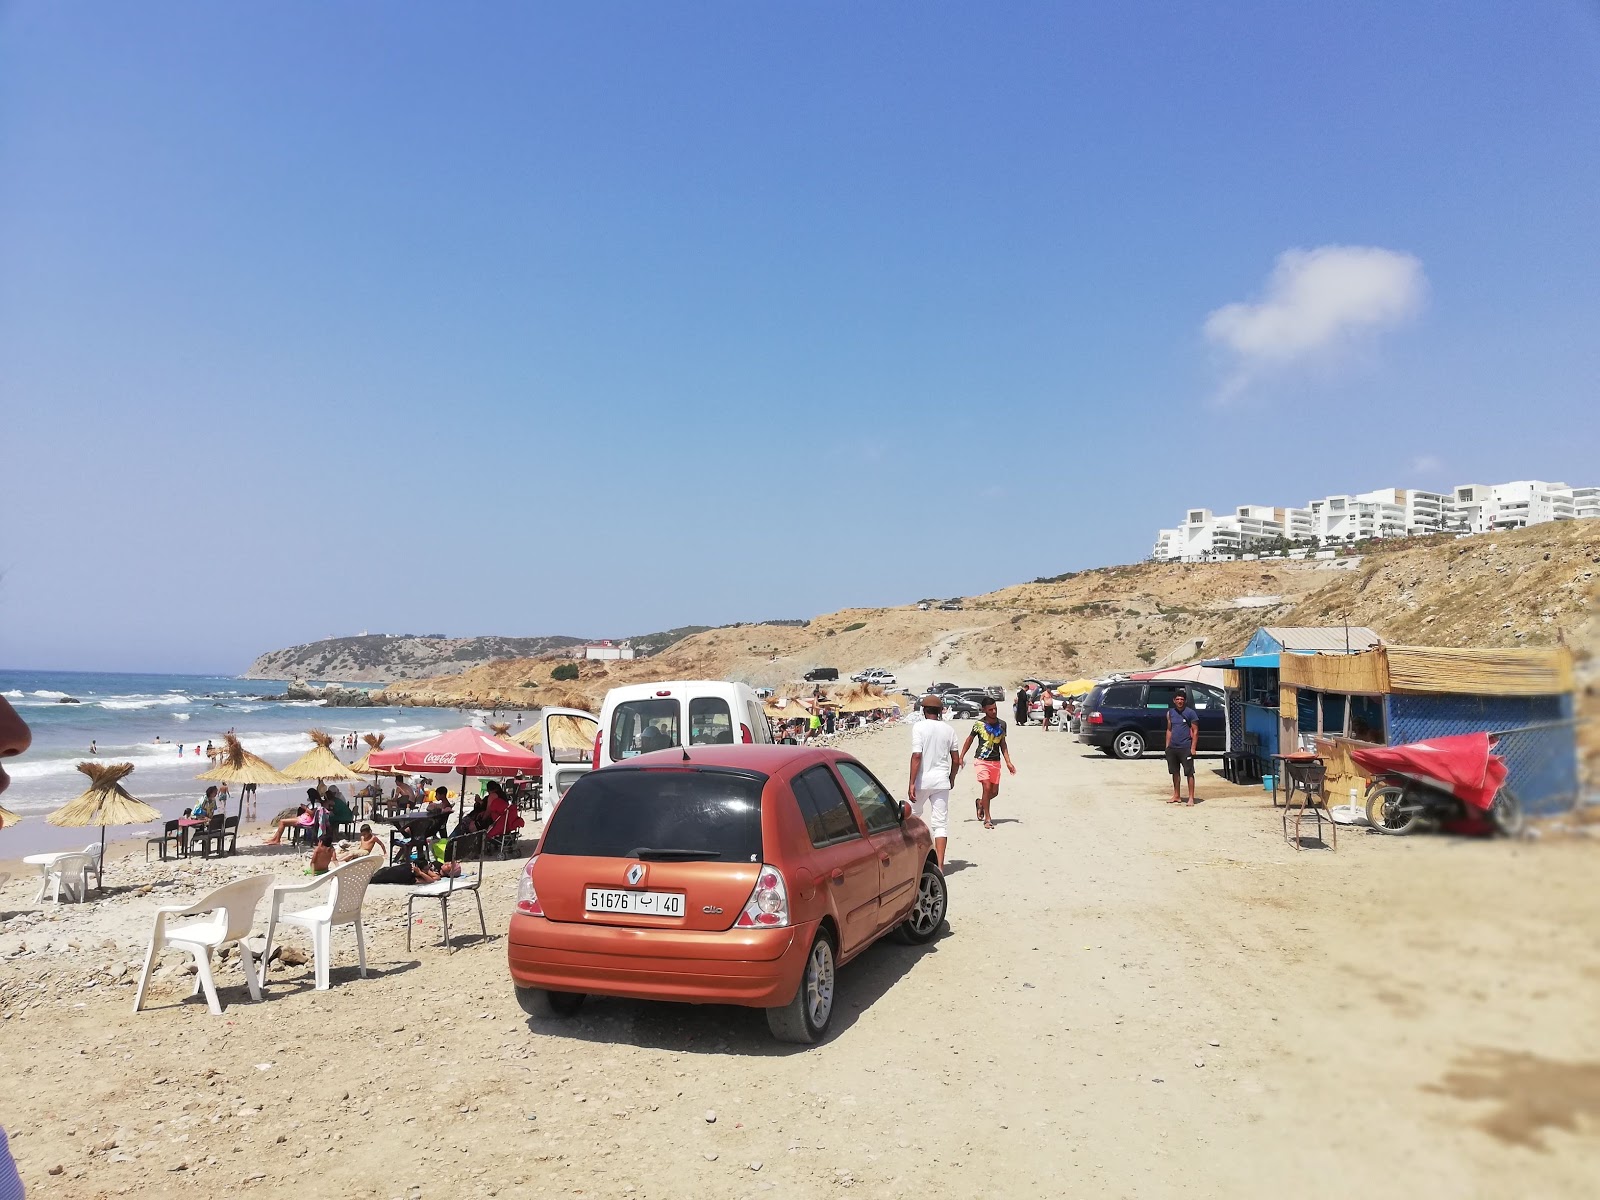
[970,719,1008,761]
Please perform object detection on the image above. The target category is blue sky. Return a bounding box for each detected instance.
[3,2,1598,673]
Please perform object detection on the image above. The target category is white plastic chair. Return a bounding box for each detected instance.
[407,832,487,953]
[258,854,383,990]
[80,842,103,893]
[132,874,275,1015]
[39,853,93,904]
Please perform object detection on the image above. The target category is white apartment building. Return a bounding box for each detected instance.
[1452,481,1578,533]
[1152,479,1593,561]
[1153,505,1283,562]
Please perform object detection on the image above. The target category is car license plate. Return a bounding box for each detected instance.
[585,887,684,917]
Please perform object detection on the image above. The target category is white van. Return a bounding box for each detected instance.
[594,680,774,769]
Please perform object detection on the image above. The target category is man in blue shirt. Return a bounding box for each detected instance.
[1165,692,1200,806]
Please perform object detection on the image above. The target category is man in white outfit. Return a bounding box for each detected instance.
[907,693,960,869]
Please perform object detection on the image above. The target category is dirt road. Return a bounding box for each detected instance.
[4,721,1598,1198]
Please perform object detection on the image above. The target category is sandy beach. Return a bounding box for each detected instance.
[1,720,1597,1198]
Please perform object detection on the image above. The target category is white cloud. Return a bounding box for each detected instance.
[1205,245,1426,397]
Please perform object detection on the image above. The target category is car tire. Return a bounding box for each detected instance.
[891,860,948,945]
[1112,730,1146,760]
[765,931,836,1044]
[516,987,586,1018]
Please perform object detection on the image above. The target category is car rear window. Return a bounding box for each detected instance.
[541,768,766,863]
[1100,684,1142,708]
[610,698,681,760]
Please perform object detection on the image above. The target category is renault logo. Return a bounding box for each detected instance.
[626,863,645,886]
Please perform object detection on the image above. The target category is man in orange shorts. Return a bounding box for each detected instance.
[961,697,1016,829]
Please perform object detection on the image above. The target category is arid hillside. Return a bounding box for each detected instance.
[375,521,1598,716]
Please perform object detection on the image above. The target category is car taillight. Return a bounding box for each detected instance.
[592,729,604,768]
[515,856,543,916]
[739,723,752,744]
[735,865,789,928]
[1088,711,1104,724]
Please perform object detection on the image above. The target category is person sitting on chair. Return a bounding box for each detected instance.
[485,781,525,843]
[193,786,220,820]
[264,804,314,845]
[456,794,492,836]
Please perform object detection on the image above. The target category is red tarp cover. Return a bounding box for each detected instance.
[368,727,543,777]
[1347,732,1507,811]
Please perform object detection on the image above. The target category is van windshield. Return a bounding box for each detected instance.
[541,767,766,862]
[610,699,681,760]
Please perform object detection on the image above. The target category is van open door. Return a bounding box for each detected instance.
[540,707,600,809]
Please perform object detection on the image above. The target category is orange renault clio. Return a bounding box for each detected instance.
[508,744,947,1043]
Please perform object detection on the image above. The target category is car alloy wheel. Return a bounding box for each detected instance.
[767,931,837,1043]
[894,862,947,944]
[804,937,835,1028]
[1113,730,1145,759]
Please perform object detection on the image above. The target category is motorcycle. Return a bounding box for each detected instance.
[1350,732,1525,837]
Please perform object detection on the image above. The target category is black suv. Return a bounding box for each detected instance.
[803,667,840,682]
[1078,680,1226,759]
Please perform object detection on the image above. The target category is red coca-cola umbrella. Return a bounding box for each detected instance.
[369,727,542,809]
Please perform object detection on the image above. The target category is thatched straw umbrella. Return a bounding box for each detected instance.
[45,762,161,882]
[0,801,19,828]
[490,722,512,739]
[349,732,387,775]
[197,732,293,827]
[280,729,362,784]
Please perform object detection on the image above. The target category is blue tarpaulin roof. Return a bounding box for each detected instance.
[1203,653,1280,670]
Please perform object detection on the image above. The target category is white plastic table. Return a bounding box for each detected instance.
[23,851,73,902]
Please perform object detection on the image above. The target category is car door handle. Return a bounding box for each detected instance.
[878,853,891,864]
[830,869,845,883]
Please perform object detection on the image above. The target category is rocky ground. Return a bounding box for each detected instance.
[2,721,1597,1198]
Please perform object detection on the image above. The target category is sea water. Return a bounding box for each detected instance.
[0,669,487,856]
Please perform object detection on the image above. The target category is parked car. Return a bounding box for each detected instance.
[942,695,982,719]
[926,682,962,695]
[850,667,884,683]
[594,681,773,771]
[852,669,896,687]
[803,667,839,682]
[507,744,948,1043]
[1076,681,1227,759]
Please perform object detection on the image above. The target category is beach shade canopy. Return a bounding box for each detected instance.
[350,733,403,776]
[46,761,163,872]
[198,732,296,828]
[197,732,295,788]
[279,729,363,782]
[839,692,899,714]
[0,802,19,828]
[369,727,542,777]
[1054,679,1098,698]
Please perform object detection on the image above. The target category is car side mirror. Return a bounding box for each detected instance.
[898,801,911,823]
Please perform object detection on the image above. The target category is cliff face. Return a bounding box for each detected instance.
[370,522,1599,719]
[241,633,587,683]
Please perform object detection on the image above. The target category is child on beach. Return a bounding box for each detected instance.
[341,824,386,861]
[309,836,337,875]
